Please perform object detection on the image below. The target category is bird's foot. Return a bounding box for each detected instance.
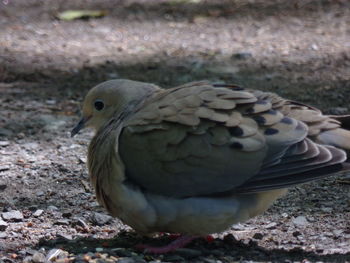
[135,235,198,254]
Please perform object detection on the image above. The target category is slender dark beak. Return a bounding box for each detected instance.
[71,116,90,137]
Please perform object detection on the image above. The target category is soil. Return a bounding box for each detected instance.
[0,0,349,262]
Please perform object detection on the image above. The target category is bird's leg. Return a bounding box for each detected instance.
[135,235,199,254]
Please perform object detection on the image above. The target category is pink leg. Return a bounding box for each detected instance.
[135,235,199,254]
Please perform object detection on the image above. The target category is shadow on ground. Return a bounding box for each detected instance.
[37,231,350,262]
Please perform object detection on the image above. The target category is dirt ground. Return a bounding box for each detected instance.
[0,0,350,262]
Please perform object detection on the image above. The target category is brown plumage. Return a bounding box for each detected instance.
[71,79,350,251]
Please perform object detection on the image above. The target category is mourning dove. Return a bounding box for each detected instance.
[71,79,350,253]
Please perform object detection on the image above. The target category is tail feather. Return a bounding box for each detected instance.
[316,128,350,150]
[315,115,350,151]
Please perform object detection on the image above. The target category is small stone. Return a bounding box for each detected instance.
[36,191,45,197]
[33,209,44,217]
[175,248,202,258]
[264,222,277,229]
[46,248,68,262]
[45,99,57,105]
[72,217,89,230]
[32,252,45,263]
[95,247,104,252]
[2,210,24,222]
[0,232,7,238]
[23,256,33,263]
[54,219,69,225]
[320,207,333,213]
[0,218,8,231]
[90,212,113,226]
[0,165,10,172]
[47,205,59,211]
[292,216,308,227]
[0,141,10,147]
[252,232,264,240]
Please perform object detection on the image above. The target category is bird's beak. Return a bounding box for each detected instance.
[71,116,90,137]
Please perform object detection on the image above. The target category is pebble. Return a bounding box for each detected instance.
[91,212,113,226]
[0,141,10,147]
[0,165,10,172]
[2,210,24,222]
[47,205,59,211]
[292,216,308,227]
[54,219,70,225]
[33,209,44,217]
[32,252,46,263]
[0,218,8,231]
[46,248,68,262]
[264,222,277,229]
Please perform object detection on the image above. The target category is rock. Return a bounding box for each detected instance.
[33,209,44,217]
[232,52,253,60]
[90,212,113,226]
[292,216,308,227]
[47,205,59,211]
[32,252,46,263]
[0,232,8,238]
[0,218,8,231]
[95,247,104,252]
[54,219,69,225]
[264,222,277,229]
[175,248,202,258]
[0,141,10,147]
[72,217,89,230]
[0,165,10,172]
[2,210,24,222]
[46,248,68,262]
[252,232,264,240]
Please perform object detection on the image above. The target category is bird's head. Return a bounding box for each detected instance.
[71,79,159,137]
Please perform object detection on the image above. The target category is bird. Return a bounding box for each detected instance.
[71,79,350,253]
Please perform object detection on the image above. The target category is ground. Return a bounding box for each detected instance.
[0,0,349,262]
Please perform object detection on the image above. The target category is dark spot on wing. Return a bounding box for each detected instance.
[281,117,293,124]
[252,115,266,125]
[229,126,244,136]
[264,128,279,135]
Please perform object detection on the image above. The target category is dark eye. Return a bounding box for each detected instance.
[94,100,104,111]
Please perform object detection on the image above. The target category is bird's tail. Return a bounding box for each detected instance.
[316,115,350,151]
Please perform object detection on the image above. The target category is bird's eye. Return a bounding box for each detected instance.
[94,100,104,111]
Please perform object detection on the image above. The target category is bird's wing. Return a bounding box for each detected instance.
[118,82,346,198]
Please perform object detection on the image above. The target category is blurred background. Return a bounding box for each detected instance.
[0,0,349,262]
